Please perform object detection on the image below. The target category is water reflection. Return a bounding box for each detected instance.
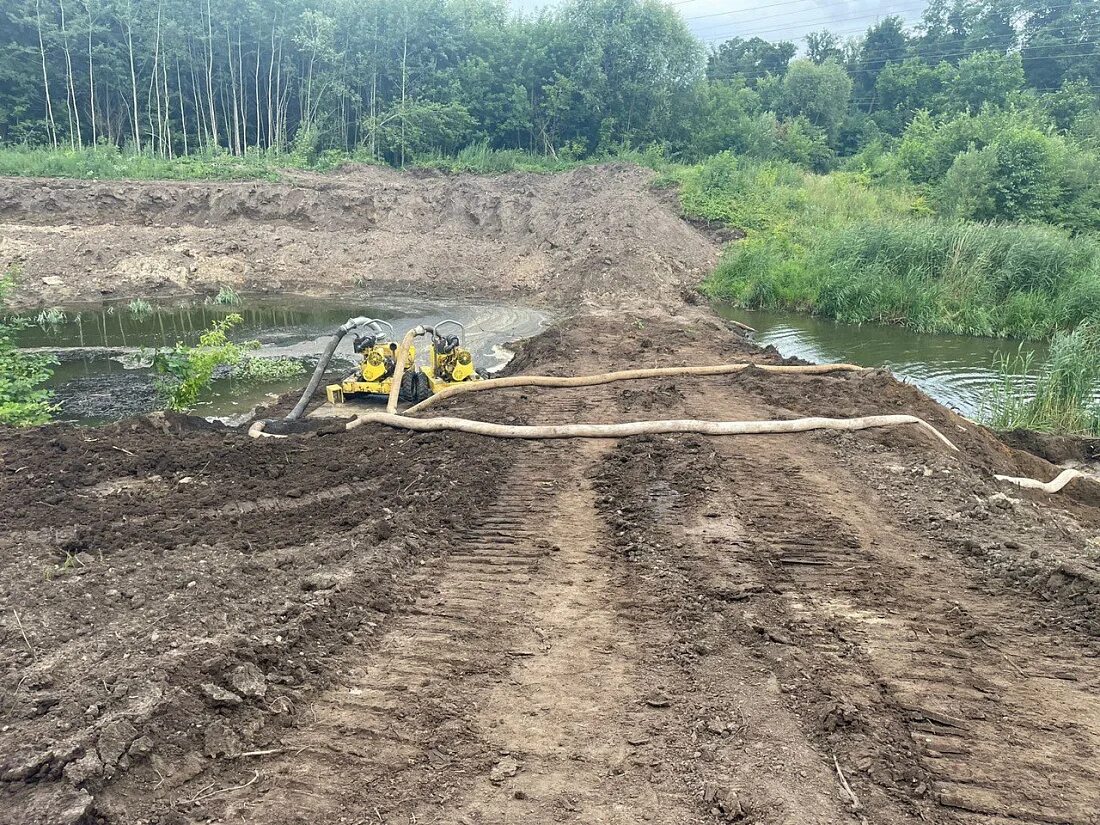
[713,304,1050,418]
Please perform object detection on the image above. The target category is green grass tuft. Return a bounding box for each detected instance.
[206,286,242,306]
[983,323,1100,435]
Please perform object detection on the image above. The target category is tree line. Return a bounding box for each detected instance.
[0,0,1098,166]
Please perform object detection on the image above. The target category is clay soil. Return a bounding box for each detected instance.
[2,169,1100,825]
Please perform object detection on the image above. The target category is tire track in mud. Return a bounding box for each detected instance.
[179,394,703,823]
[202,441,570,823]
[627,427,1100,825]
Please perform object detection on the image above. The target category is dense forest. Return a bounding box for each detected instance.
[1,0,1098,167]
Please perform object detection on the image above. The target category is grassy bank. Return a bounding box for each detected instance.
[690,155,1100,340]
[0,142,668,181]
[0,145,376,181]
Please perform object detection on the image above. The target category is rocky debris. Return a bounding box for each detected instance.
[203,720,242,758]
[821,699,861,732]
[702,783,746,821]
[97,719,139,766]
[6,783,93,825]
[988,492,1021,511]
[128,736,155,759]
[229,662,267,699]
[201,683,243,707]
[300,572,340,592]
[489,755,521,783]
[63,750,104,786]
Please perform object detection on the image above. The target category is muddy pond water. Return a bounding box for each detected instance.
[15,298,1066,425]
[714,304,1052,419]
[14,297,551,424]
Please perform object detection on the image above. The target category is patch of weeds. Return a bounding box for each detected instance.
[127,299,154,317]
[206,286,242,306]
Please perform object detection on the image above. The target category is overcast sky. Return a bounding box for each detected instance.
[508,0,929,49]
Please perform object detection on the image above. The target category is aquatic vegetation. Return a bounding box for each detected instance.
[34,307,67,328]
[983,323,1100,435]
[206,287,243,306]
[234,356,306,382]
[127,299,154,317]
[0,272,55,426]
[151,313,303,410]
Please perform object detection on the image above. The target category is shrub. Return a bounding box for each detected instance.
[0,270,55,426]
[151,314,304,410]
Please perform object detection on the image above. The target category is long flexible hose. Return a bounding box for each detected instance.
[262,316,380,427]
[403,362,865,415]
[385,325,429,414]
[995,468,1093,493]
[340,411,960,450]
[244,324,1096,495]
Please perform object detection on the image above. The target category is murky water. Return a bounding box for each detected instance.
[714,304,1050,419]
[14,296,550,423]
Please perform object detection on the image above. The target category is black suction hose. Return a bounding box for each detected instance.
[250,317,379,435]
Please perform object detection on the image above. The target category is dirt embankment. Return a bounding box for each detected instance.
[0,164,719,309]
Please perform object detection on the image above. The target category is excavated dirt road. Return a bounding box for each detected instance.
[2,167,1100,825]
[3,311,1100,825]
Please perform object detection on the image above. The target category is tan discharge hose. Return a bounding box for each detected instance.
[341,411,960,450]
[403,362,865,415]
[241,323,1099,495]
[385,325,427,414]
[994,468,1093,493]
[247,347,959,453]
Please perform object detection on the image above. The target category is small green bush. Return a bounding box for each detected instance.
[127,299,153,317]
[206,286,242,306]
[0,270,55,426]
[151,314,304,410]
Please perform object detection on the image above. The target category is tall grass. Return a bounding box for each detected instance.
[983,323,1100,435]
[415,142,577,173]
[413,141,672,175]
[695,156,1100,339]
[127,298,154,317]
[0,145,378,181]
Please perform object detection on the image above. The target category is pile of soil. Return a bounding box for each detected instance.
[0,165,718,309]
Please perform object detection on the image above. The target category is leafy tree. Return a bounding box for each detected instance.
[804,30,841,65]
[1043,80,1100,132]
[778,59,851,141]
[914,0,973,65]
[1020,0,1100,91]
[707,36,796,85]
[686,78,761,157]
[935,126,1098,228]
[857,16,909,97]
[950,51,1024,113]
[874,58,954,130]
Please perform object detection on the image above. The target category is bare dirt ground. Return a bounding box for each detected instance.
[2,169,1100,825]
[0,165,715,310]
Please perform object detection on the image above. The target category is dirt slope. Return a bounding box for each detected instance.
[3,309,1099,825]
[0,165,718,309]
